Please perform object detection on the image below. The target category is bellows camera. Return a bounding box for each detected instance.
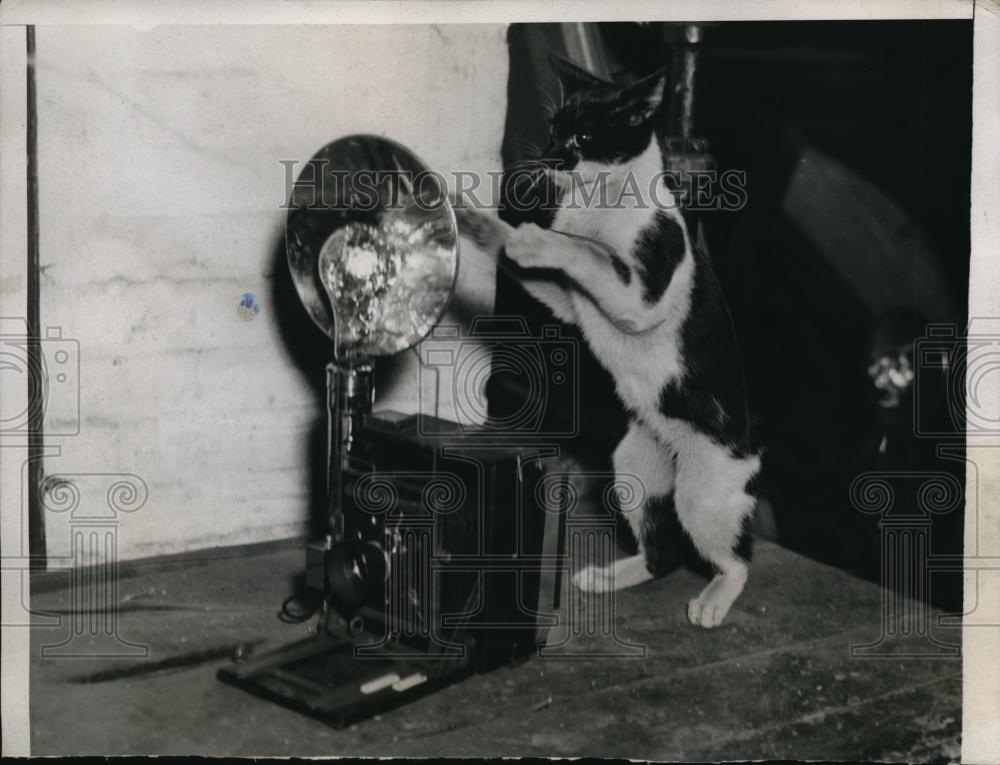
[217,136,567,727]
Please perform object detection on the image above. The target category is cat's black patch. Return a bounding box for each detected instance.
[657,246,755,459]
[609,253,632,285]
[634,213,686,305]
[734,513,754,563]
[640,492,684,577]
[736,472,762,562]
[658,380,749,458]
[640,491,714,579]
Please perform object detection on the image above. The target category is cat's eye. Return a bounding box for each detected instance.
[571,132,593,149]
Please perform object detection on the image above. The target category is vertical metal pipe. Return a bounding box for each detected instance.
[326,362,374,542]
[666,24,702,139]
[26,25,46,568]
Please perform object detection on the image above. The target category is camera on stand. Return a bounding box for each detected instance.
[217,136,569,727]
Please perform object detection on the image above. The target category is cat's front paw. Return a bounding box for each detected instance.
[506,223,556,269]
[454,206,511,256]
[573,564,613,594]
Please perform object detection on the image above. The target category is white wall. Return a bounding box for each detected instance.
[36,24,508,563]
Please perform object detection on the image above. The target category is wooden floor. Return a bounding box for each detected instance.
[29,538,962,759]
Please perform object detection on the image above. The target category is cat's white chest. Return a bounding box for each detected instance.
[547,137,691,420]
[553,204,651,264]
[569,262,690,418]
[550,164,660,258]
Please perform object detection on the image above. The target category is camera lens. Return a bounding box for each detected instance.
[325,542,365,610]
[325,539,388,612]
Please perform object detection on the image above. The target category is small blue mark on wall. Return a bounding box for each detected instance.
[238,292,261,320]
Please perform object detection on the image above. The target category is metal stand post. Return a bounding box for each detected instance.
[325,362,374,543]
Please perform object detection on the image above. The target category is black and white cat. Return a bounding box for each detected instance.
[456,56,760,628]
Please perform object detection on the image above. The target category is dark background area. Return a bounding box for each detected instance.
[493,21,972,611]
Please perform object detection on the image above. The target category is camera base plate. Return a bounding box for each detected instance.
[217,633,474,728]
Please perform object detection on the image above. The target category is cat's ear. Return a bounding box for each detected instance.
[549,52,610,94]
[619,65,669,126]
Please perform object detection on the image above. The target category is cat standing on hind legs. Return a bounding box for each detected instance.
[456,55,760,628]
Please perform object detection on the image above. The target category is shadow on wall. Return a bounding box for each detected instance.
[268,229,331,541]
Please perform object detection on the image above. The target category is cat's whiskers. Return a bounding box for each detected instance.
[534,85,560,120]
[508,137,545,160]
[507,164,542,177]
[506,160,546,184]
[532,100,557,122]
[543,166,573,194]
[537,83,559,112]
[506,154,544,172]
[509,166,546,199]
[509,165,543,187]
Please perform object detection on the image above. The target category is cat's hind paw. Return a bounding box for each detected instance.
[687,593,729,628]
[686,570,747,628]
